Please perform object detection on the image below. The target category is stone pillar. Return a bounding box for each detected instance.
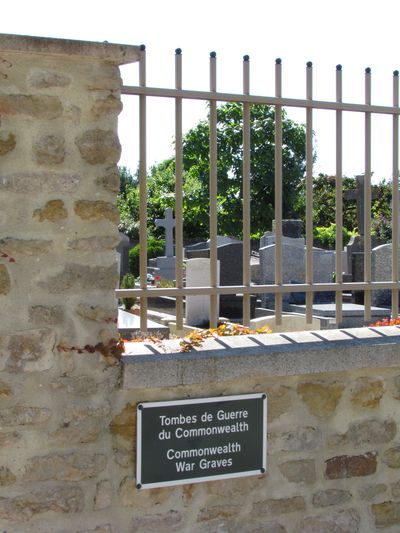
[0,34,139,531]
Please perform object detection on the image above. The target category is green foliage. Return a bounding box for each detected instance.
[120,273,137,310]
[313,223,356,250]
[128,237,165,277]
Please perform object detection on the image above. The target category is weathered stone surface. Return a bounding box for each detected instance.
[297,381,345,418]
[51,423,100,445]
[0,378,13,396]
[0,131,16,155]
[4,328,55,372]
[328,418,397,447]
[76,303,117,322]
[278,459,316,484]
[297,508,360,533]
[33,134,65,164]
[359,483,388,501]
[67,235,120,251]
[0,484,83,523]
[0,237,53,256]
[0,431,21,446]
[325,452,377,479]
[0,466,17,486]
[78,526,112,533]
[266,385,292,422]
[87,65,122,92]
[393,375,400,399]
[29,304,64,325]
[40,263,119,293]
[371,501,400,528]
[350,376,385,408]
[205,476,265,498]
[114,449,134,469]
[197,505,240,522]
[23,452,107,481]
[392,480,400,498]
[253,496,306,516]
[0,172,80,193]
[110,403,136,442]
[28,68,71,88]
[236,523,286,533]
[382,446,400,468]
[0,94,63,119]
[75,129,121,164]
[131,510,183,532]
[96,166,120,192]
[271,426,322,452]
[312,488,352,507]
[53,375,98,396]
[0,406,51,426]
[74,200,119,223]
[93,480,112,510]
[33,199,68,222]
[119,477,173,508]
[91,95,123,118]
[0,264,11,295]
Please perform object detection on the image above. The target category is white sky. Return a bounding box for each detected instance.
[4,0,400,182]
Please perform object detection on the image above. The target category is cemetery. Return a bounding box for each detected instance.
[1,33,400,533]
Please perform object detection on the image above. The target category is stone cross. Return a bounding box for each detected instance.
[344,175,378,236]
[155,207,176,257]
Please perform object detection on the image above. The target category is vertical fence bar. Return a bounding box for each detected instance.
[242,55,251,327]
[138,45,148,333]
[209,52,218,328]
[335,65,343,325]
[305,62,314,324]
[274,59,283,325]
[392,70,399,317]
[364,68,372,322]
[174,49,184,331]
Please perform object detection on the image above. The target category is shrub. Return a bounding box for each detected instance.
[128,238,165,277]
[313,223,355,250]
[120,273,137,310]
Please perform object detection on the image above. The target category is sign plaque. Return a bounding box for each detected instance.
[136,393,267,489]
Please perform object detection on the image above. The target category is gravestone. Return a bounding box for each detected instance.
[185,258,220,327]
[186,242,257,318]
[154,208,176,281]
[260,219,305,248]
[185,236,241,254]
[372,243,400,307]
[117,232,131,278]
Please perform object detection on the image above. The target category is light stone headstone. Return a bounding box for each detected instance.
[154,208,177,281]
[185,258,220,327]
[372,243,400,307]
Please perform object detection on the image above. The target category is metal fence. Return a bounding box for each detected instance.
[116,46,400,332]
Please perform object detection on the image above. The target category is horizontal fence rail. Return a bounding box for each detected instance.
[119,51,400,332]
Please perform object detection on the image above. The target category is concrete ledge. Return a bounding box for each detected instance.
[0,33,141,64]
[122,326,400,389]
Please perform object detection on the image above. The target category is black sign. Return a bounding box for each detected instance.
[136,393,267,489]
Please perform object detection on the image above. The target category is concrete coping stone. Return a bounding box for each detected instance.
[122,326,400,389]
[0,33,141,65]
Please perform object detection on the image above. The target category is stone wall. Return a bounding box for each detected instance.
[0,34,140,532]
[1,33,400,533]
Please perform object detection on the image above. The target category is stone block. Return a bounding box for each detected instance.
[0,94,63,119]
[95,166,120,192]
[75,129,121,164]
[359,483,388,502]
[23,452,107,481]
[350,376,385,408]
[0,265,10,295]
[131,510,183,531]
[0,405,51,426]
[312,488,352,507]
[109,403,136,443]
[371,501,400,528]
[297,509,360,533]
[40,263,119,293]
[0,484,84,523]
[382,446,400,468]
[253,496,306,516]
[0,131,16,155]
[328,418,396,447]
[278,459,316,484]
[325,452,377,479]
[0,466,17,486]
[0,172,80,193]
[33,134,65,164]
[0,237,53,255]
[33,199,68,222]
[67,235,120,251]
[119,476,173,508]
[28,68,71,88]
[297,381,344,418]
[93,480,112,510]
[3,327,55,373]
[197,505,240,522]
[91,95,123,118]
[29,305,64,325]
[74,200,119,223]
[271,426,322,452]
